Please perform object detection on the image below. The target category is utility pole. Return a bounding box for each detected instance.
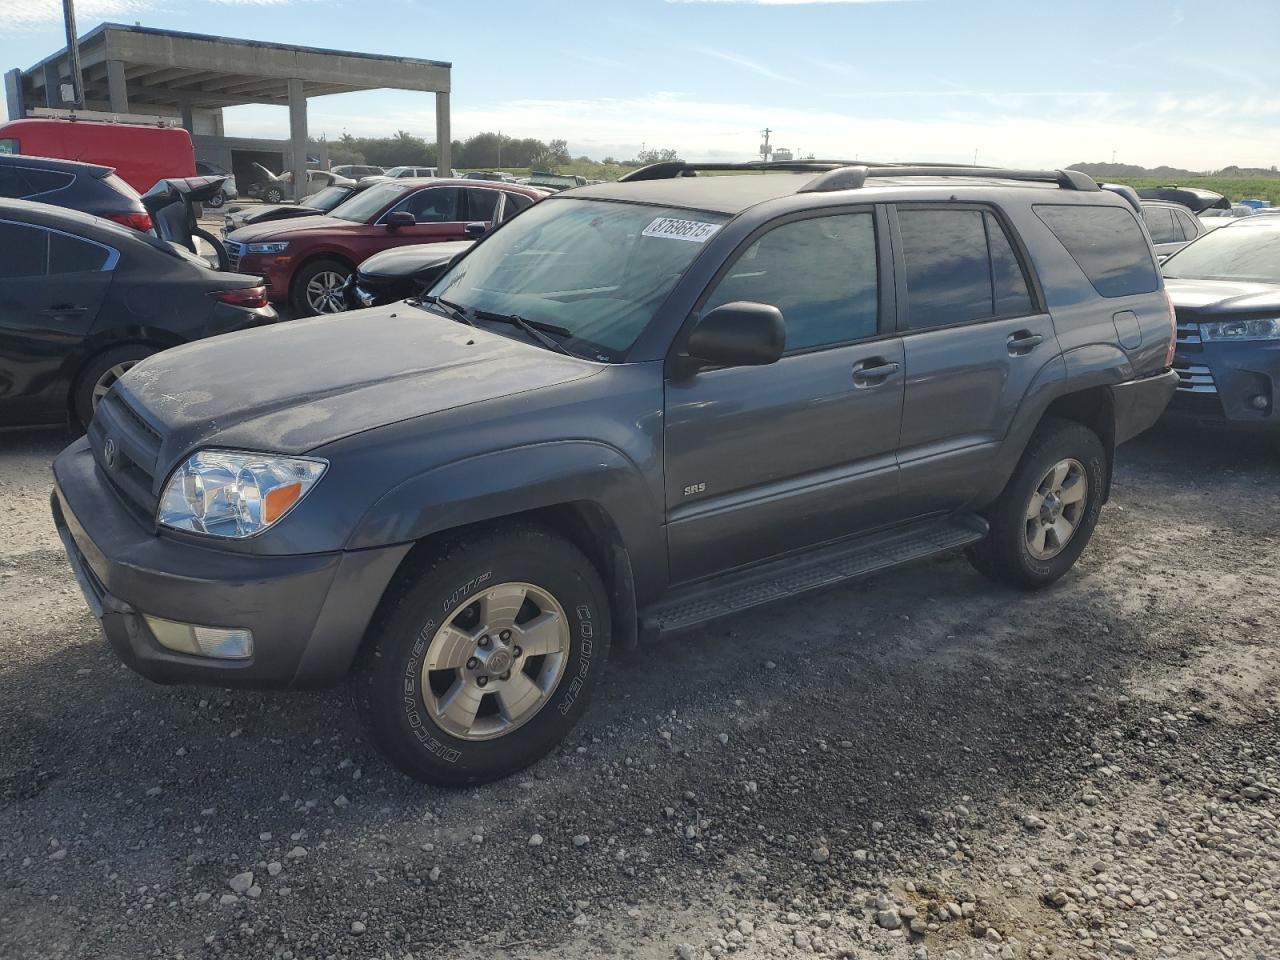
[760,127,772,162]
[61,0,84,107]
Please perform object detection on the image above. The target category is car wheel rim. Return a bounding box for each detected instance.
[91,361,138,410]
[420,581,570,741]
[1024,458,1088,561]
[305,271,349,313]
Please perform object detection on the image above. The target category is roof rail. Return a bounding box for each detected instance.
[798,165,1099,193]
[618,160,862,182]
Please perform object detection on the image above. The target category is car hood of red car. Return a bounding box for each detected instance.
[227,214,365,244]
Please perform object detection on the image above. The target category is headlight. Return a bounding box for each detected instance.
[1199,318,1280,341]
[355,285,377,307]
[158,450,326,538]
[246,241,290,255]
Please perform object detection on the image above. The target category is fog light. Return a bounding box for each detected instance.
[144,615,254,659]
[1250,395,1269,411]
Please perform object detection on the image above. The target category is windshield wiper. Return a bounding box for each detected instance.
[473,309,579,357]
[417,295,475,326]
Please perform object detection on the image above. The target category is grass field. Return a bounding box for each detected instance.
[1058,175,1280,205]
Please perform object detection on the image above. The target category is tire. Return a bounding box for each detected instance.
[73,344,156,426]
[264,187,284,204]
[966,417,1106,590]
[290,258,352,317]
[351,525,611,786]
[206,190,226,209]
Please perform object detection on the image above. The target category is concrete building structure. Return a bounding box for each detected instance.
[5,23,452,194]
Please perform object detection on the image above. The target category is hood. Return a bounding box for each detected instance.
[237,205,318,227]
[226,214,354,243]
[360,241,473,279]
[117,306,601,457]
[1164,277,1280,315]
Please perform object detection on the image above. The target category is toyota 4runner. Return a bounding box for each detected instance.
[52,161,1178,786]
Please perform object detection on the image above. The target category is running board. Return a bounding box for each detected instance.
[643,516,987,637]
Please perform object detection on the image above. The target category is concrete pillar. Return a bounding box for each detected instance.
[435,91,451,174]
[43,61,63,108]
[179,97,194,133]
[7,68,29,118]
[287,78,308,198]
[106,59,129,114]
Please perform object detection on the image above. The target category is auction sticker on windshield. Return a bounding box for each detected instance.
[641,217,722,243]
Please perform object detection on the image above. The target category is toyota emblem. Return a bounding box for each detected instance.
[103,437,117,467]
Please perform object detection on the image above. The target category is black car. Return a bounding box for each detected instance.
[51,161,1177,786]
[0,197,278,429]
[1163,217,1280,433]
[222,182,375,234]
[1136,185,1230,214]
[345,240,472,309]
[0,154,152,231]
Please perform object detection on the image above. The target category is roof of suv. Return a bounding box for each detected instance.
[571,163,1108,216]
[0,152,114,179]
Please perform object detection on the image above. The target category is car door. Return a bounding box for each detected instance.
[663,208,906,584]
[1172,207,1202,245]
[0,220,115,427]
[462,187,501,231]
[891,204,1052,516]
[1142,205,1185,258]
[378,186,466,244]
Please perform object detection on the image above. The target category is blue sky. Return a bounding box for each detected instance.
[4,0,1278,169]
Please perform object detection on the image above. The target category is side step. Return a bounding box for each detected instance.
[643,515,987,637]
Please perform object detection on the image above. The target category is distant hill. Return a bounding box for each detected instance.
[1069,161,1279,179]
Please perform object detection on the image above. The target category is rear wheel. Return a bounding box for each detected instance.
[966,418,1106,589]
[351,525,610,786]
[206,190,226,209]
[263,186,284,203]
[291,259,352,317]
[73,345,156,426]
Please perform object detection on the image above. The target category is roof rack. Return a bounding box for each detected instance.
[617,160,1098,193]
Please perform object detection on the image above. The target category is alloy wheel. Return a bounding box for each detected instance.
[305,271,350,314]
[420,581,570,741]
[1024,458,1088,560]
[91,361,138,411]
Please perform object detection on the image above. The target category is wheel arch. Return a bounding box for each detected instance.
[289,252,358,312]
[67,335,174,420]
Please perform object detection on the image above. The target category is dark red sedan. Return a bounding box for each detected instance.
[224,179,543,316]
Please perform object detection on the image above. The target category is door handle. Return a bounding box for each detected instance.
[1007,330,1043,356]
[39,305,87,316]
[852,359,901,387]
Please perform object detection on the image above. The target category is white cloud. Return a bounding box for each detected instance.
[694,47,799,84]
[257,90,1280,172]
[668,0,914,4]
[1,0,153,29]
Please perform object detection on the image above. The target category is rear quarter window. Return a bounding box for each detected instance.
[1034,204,1159,298]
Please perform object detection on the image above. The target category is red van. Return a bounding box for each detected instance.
[0,118,195,194]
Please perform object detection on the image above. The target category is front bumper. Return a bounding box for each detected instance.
[51,437,410,689]
[1169,339,1280,430]
[232,252,293,304]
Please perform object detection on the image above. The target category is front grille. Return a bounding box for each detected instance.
[224,239,243,272]
[1172,361,1217,395]
[89,392,164,520]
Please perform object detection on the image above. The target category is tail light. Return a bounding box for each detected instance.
[106,211,153,232]
[1162,289,1177,368]
[215,286,269,309]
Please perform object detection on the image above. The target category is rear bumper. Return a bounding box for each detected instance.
[51,437,410,689]
[1113,368,1178,445]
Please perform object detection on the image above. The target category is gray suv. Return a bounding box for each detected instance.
[52,162,1178,786]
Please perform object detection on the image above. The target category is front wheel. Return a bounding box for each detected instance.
[206,190,226,209]
[351,525,610,786]
[290,259,352,317]
[73,345,156,426]
[966,418,1106,590]
[263,186,284,203]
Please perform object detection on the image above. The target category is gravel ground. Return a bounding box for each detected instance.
[1,420,1277,960]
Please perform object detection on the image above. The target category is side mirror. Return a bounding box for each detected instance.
[464,221,489,239]
[386,211,416,229]
[684,302,786,370]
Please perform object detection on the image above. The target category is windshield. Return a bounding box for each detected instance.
[329,182,411,223]
[430,198,728,361]
[303,186,351,211]
[1163,223,1280,283]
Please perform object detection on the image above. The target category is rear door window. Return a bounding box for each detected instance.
[49,231,111,273]
[1143,206,1180,243]
[897,208,993,330]
[0,222,49,277]
[463,188,500,222]
[1034,204,1159,297]
[1174,209,1200,239]
[502,192,533,221]
[985,212,1034,317]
